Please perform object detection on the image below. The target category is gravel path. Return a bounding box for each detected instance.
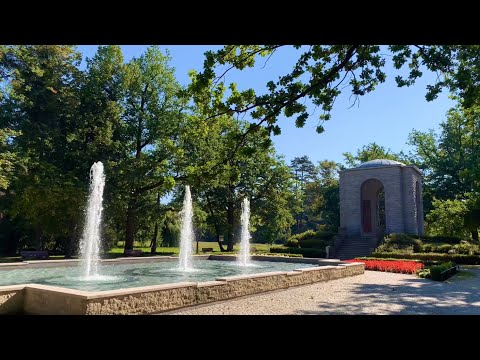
[165,268,480,315]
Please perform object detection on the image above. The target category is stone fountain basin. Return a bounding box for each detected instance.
[0,255,364,315]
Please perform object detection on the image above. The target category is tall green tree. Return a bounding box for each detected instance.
[299,160,341,232]
[117,46,186,251]
[426,198,469,238]
[0,45,84,251]
[0,128,18,190]
[343,142,407,168]
[409,103,480,238]
[192,119,295,250]
[289,155,316,233]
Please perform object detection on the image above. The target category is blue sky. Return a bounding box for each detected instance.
[77,45,454,166]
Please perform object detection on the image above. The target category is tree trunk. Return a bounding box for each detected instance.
[472,229,479,242]
[226,200,235,251]
[34,225,42,250]
[216,234,226,252]
[65,223,78,259]
[150,193,161,254]
[205,193,226,251]
[125,197,136,251]
[150,222,159,254]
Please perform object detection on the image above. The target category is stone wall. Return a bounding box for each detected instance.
[0,285,24,314]
[24,284,89,315]
[0,260,365,315]
[339,165,424,236]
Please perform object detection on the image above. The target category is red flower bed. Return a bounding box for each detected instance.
[344,259,424,274]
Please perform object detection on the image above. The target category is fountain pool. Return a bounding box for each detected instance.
[0,256,363,314]
[0,258,315,292]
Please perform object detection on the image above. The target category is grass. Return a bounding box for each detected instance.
[108,241,280,256]
[0,242,285,263]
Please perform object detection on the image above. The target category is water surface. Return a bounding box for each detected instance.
[0,259,314,291]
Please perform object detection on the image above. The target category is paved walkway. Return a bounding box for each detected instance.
[166,267,480,315]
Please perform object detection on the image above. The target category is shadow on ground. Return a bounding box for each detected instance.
[298,268,480,315]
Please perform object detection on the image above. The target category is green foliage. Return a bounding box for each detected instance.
[270,247,326,258]
[290,156,316,185]
[376,233,419,253]
[3,44,480,259]
[376,233,479,255]
[190,119,296,249]
[285,239,299,248]
[288,229,335,249]
[258,253,303,258]
[420,235,464,244]
[429,261,457,281]
[343,142,408,168]
[420,243,453,254]
[290,230,317,241]
[289,158,341,234]
[426,198,469,238]
[408,104,480,222]
[416,268,431,278]
[190,45,475,139]
[160,211,180,247]
[0,128,19,190]
[372,252,480,265]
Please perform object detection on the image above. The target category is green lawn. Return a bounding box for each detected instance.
[0,242,283,262]
[109,241,280,256]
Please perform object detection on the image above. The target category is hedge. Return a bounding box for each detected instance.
[429,261,457,281]
[270,247,326,258]
[299,238,332,249]
[285,239,299,248]
[290,230,336,241]
[256,253,303,258]
[420,235,464,244]
[372,252,480,265]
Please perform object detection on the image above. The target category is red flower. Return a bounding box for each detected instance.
[344,259,424,274]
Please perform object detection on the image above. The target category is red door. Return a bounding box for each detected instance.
[362,200,372,233]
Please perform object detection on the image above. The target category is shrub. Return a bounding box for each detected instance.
[345,258,424,274]
[372,252,480,265]
[430,244,453,254]
[387,233,417,243]
[376,243,414,254]
[285,239,299,248]
[290,230,317,241]
[299,239,331,249]
[270,247,326,258]
[290,230,336,241]
[416,268,431,278]
[429,261,457,281]
[256,253,303,258]
[377,233,419,253]
[451,241,480,255]
[421,235,464,244]
[288,230,335,249]
[355,256,422,262]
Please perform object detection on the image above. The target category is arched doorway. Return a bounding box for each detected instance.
[360,179,385,234]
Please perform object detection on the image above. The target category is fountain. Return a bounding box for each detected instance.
[79,161,105,278]
[237,197,251,266]
[178,185,194,271]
